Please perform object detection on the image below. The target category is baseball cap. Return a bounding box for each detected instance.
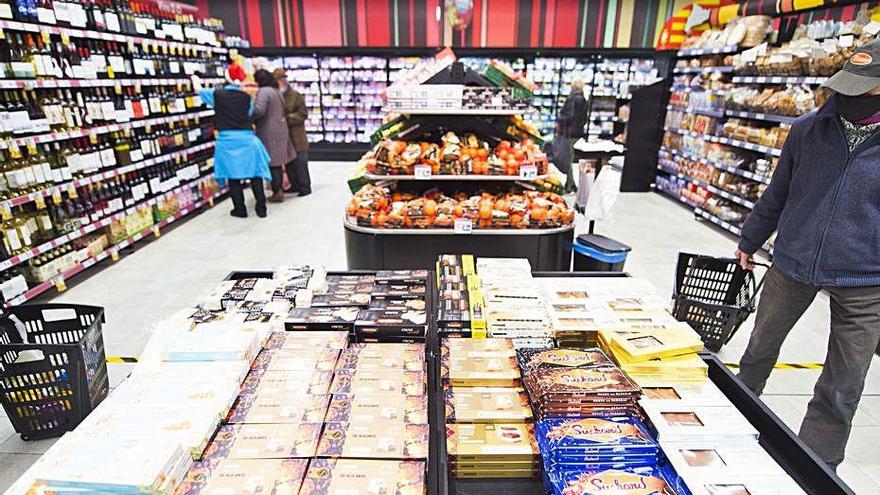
[822,39,880,96]
[272,68,287,81]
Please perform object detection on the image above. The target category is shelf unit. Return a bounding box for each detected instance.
[254,49,658,158]
[0,10,234,306]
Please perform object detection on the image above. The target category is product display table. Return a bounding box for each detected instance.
[343,218,574,271]
[434,271,853,495]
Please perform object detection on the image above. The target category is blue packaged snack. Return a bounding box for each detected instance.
[545,452,659,470]
[536,416,659,456]
[545,465,681,495]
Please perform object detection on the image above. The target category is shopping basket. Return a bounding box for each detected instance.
[671,253,769,352]
[0,304,109,440]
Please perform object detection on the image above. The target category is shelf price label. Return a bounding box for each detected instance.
[54,275,66,293]
[152,225,161,238]
[110,248,119,261]
[34,195,46,210]
[519,165,538,180]
[454,218,473,234]
[413,164,431,180]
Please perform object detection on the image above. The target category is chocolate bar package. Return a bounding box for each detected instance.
[368,298,427,312]
[227,392,330,424]
[438,328,474,338]
[440,355,521,387]
[330,368,426,396]
[544,466,681,495]
[375,270,429,285]
[337,347,425,372]
[240,369,335,398]
[642,404,758,443]
[354,309,427,340]
[251,349,340,372]
[446,423,539,461]
[299,458,425,495]
[444,385,532,423]
[285,307,360,331]
[638,381,731,407]
[516,348,614,374]
[663,442,788,480]
[315,421,429,459]
[264,331,349,351]
[326,394,428,424]
[176,458,307,495]
[371,283,427,300]
[343,343,426,358]
[441,338,516,359]
[357,335,426,344]
[326,274,375,285]
[311,292,372,308]
[536,417,658,457]
[524,367,641,400]
[678,473,807,495]
[205,423,322,459]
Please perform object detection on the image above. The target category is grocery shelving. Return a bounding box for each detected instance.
[673,66,735,74]
[660,147,771,185]
[0,78,225,90]
[663,127,782,157]
[731,76,828,85]
[4,182,225,307]
[676,45,741,57]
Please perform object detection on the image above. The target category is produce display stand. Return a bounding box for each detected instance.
[343,61,574,271]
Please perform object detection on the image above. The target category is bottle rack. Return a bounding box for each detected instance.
[0,7,235,306]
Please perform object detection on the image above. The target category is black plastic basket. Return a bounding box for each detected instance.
[0,304,109,440]
[671,253,769,352]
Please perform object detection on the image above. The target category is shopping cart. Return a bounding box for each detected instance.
[672,253,770,352]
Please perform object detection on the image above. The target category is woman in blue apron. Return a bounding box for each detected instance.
[192,63,272,218]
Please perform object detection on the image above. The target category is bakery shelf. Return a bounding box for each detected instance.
[363,173,549,181]
[724,109,798,125]
[676,45,741,57]
[660,146,773,185]
[667,105,725,118]
[673,66,735,74]
[655,164,756,209]
[383,108,525,115]
[731,75,828,85]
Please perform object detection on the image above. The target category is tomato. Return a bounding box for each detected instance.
[477,148,488,159]
[513,149,525,162]
[495,199,509,212]
[479,204,492,220]
[454,205,465,217]
[498,140,511,150]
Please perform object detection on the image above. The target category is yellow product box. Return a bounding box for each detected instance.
[599,325,704,362]
[444,385,533,423]
[446,423,539,461]
[441,355,521,387]
[462,254,476,276]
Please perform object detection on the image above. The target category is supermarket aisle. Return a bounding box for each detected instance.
[0,163,878,493]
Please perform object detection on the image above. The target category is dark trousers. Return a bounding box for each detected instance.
[737,266,880,467]
[229,178,266,215]
[286,151,311,193]
[270,167,284,194]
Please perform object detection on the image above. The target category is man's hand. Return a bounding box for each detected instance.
[735,249,755,270]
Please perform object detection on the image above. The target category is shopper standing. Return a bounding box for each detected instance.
[274,68,312,196]
[735,41,880,469]
[554,79,588,191]
[192,63,270,218]
[253,69,296,203]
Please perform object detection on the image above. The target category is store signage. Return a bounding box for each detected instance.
[454,218,473,234]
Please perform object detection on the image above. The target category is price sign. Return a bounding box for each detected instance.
[0,204,11,220]
[152,225,161,237]
[208,197,214,207]
[67,184,78,199]
[41,30,50,44]
[839,34,855,48]
[88,130,98,145]
[110,248,119,261]
[865,21,880,37]
[61,30,69,45]
[54,275,67,293]
[0,28,5,40]
[453,218,473,234]
[519,165,538,179]
[52,189,62,204]
[413,164,431,180]
[34,195,46,209]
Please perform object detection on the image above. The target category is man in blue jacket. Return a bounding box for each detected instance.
[735,40,880,468]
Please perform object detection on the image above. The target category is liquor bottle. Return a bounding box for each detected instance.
[26,90,49,133]
[62,88,83,130]
[10,34,36,79]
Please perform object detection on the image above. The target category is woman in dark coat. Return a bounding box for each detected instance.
[253,69,296,203]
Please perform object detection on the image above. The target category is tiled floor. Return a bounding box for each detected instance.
[0,162,877,493]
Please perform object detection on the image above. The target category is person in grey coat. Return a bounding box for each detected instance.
[253,69,296,203]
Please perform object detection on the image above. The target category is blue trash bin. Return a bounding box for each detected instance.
[572,234,632,272]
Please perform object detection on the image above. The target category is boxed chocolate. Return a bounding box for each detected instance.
[356,335,426,344]
[285,307,360,331]
[337,346,425,372]
[516,348,614,374]
[368,298,427,311]
[354,309,427,340]
[251,349,341,372]
[330,368,426,396]
[444,385,532,423]
[325,274,375,285]
[227,392,330,424]
[375,270,429,285]
[544,466,681,495]
[299,458,425,495]
[176,458,307,495]
[311,292,372,308]
[440,355,521,387]
[264,331,349,351]
[239,369,335,397]
[206,423,322,459]
[642,404,759,443]
[371,283,427,300]
[326,394,428,424]
[316,420,429,459]
[446,423,539,461]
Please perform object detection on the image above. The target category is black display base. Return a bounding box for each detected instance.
[344,224,574,271]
